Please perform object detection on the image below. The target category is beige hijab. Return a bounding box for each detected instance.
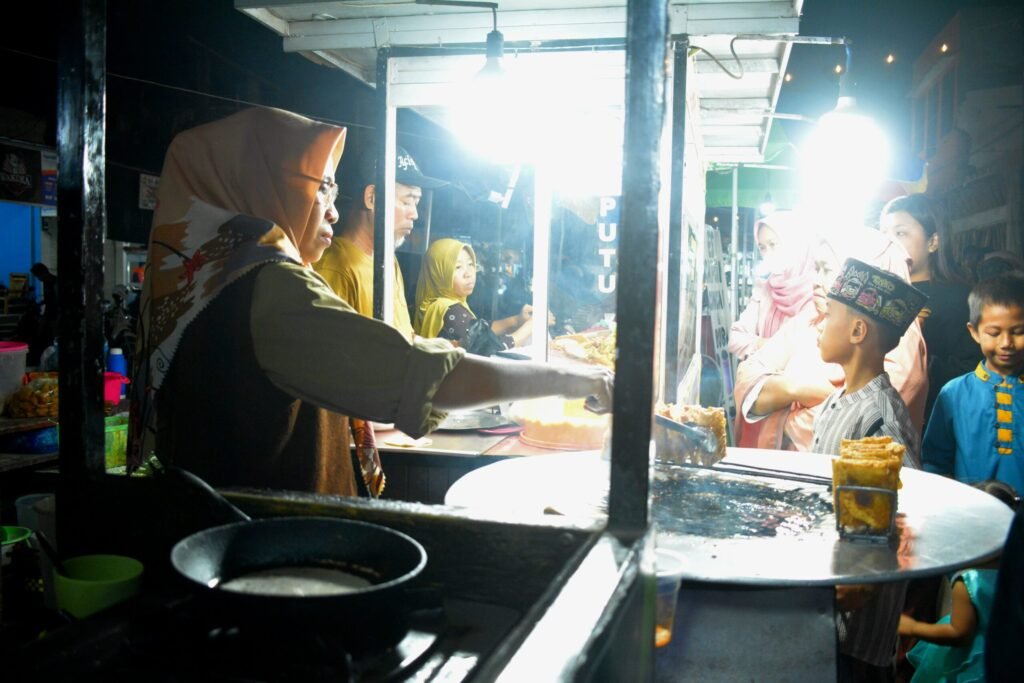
[130,107,346,467]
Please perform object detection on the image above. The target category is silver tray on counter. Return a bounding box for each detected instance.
[436,410,513,431]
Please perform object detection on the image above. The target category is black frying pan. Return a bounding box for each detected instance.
[166,468,427,651]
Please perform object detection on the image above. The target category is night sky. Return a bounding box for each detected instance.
[777,0,988,177]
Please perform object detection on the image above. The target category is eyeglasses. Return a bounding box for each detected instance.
[318,177,339,203]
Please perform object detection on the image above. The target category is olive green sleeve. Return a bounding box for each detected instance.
[251,262,464,437]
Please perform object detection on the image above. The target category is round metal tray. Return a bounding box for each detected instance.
[435,410,512,431]
[445,448,1013,586]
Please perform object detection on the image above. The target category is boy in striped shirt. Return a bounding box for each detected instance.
[812,257,928,682]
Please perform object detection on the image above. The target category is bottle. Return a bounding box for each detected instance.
[107,348,128,398]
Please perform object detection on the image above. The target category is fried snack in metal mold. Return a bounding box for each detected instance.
[653,402,727,466]
[833,435,904,537]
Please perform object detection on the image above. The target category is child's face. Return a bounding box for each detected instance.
[969,303,1024,377]
[818,299,855,364]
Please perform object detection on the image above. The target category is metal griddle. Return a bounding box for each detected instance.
[446,447,1013,585]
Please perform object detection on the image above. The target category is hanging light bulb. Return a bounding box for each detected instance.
[480,16,504,78]
[800,43,890,232]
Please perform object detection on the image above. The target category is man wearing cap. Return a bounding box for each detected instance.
[314,146,446,340]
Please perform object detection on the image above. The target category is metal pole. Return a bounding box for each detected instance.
[56,0,107,552]
[607,0,668,534]
[372,48,397,325]
[530,164,551,362]
[663,37,689,404]
[730,165,739,322]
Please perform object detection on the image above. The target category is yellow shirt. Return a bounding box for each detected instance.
[314,236,414,340]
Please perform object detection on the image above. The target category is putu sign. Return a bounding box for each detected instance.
[596,196,620,293]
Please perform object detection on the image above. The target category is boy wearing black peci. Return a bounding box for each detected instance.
[812,257,928,682]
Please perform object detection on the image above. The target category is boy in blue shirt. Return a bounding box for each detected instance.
[923,272,1024,491]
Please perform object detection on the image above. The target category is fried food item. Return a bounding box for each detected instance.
[511,397,610,450]
[833,435,904,538]
[552,330,616,369]
[653,402,727,466]
[7,376,59,418]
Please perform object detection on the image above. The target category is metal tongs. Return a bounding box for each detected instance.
[654,414,831,488]
[654,413,725,466]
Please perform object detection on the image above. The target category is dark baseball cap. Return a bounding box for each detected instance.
[355,145,448,191]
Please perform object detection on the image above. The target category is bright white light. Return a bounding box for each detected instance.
[450,65,536,165]
[799,98,890,233]
[449,54,625,197]
[758,201,776,217]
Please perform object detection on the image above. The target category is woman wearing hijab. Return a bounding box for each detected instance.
[414,238,534,353]
[728,211,817,361]
[129,107,612,497]
[733,227,928,452]
[728,211,818,447]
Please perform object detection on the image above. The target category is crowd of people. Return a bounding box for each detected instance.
[729,195,1024,682]
[18,102,1017,681]
[128,107,614,499]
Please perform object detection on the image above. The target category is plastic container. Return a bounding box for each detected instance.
[0,416,127,468]
[103,372,130,403]
[54,554,144,619]
[104,415,129,468]
[15,494,53,533]
[107,349,128,398]
[654,548,686,648]
[0,341,29,413]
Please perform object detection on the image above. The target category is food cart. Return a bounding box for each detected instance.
[25,1,1012,682]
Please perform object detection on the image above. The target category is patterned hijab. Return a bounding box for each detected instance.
[414,238,476,338]
[129,107,346,468]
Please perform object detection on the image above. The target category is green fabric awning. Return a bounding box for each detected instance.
[705,124,800,210]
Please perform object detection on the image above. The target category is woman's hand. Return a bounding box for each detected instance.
[898,614,918,637]
[790,379,835,408]
[565,365,614,413]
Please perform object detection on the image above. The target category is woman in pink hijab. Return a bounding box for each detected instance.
[733,227,928,452]
[728,211,818,360]
[728,211,818,446]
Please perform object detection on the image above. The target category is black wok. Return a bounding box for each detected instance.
[166,469,427,651]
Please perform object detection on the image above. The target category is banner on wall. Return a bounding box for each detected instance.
[138,173,159,210]
[41,151,57,207]
[0,142,57,207]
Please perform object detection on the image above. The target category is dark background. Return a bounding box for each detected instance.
[0,1,988,253]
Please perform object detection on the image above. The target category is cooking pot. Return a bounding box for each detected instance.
[167,468,428,651]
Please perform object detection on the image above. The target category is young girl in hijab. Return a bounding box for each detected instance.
[728,211,817,360]
[414,238,534,353]
[728,211,818,447]
[130,108,612,497]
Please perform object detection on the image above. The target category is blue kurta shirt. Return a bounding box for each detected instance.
[923,362,1024,492]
